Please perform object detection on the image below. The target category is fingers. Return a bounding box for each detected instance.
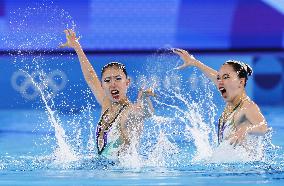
[229,135,244,147]
[61,29,81,48]
[67,29,73,36]
[172,48,185,54]
[172,48,195,59]
[64,29,70,36]
[138,88,156,98]
[172,48,181,53]
[175,64,188,70]
[69,29,75,37]
[172,49,187,56]
[172,48,196,70]
[64,29,76,37]
[144,88,156,97]
[230,137,239,147]
[229,136,239,148]
[59,42,68,48]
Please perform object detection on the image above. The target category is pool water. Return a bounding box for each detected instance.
[0,106,284,186]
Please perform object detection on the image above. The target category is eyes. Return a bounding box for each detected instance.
[103,76,123,83]
[217,74,230,81]
[103,78,110,83]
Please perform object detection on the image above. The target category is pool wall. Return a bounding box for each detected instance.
[0,53,283,110]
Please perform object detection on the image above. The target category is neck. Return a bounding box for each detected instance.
[111,98,129,107]
[229,91,246,108]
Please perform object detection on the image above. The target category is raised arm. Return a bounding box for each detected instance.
[136,88,155,119]
[173,48,218,86]
[60,29,105,105]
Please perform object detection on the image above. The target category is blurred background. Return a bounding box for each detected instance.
[0,0,284,111]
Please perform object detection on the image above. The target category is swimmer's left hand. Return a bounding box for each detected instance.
[138,88,156,99]
[143,88,156,97]
[228,125,249,146]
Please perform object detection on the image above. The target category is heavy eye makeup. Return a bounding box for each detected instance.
[217,74,230,81]
[115,75,122,81]
[103,77,111,83]
[103,75,122,83]
[223,74,230,79]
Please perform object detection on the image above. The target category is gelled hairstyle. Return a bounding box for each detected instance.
[101,62,128,78]
[223,60,253,87]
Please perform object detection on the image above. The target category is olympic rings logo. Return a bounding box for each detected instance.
[11,70,67,100]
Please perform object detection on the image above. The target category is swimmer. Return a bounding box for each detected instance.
[60,29,155,159]
[173,48,268,149]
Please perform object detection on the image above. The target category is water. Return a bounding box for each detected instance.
[0,106,284,185]
[2,59,284,184]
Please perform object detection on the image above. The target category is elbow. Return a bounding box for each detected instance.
[247,122,268,135]
[254,123,269,135]
[259,121,269,134]
[260,124,269,134]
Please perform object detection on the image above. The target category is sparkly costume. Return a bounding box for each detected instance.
[217,98,264,160]
[96,104,128,157]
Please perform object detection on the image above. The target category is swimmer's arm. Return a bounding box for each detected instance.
[245,104,268,135]
[229,104,268,146]
[74,44,105,105]
[144,96,154,117]
[172,48,218,85]
[60,29,104,105]
[227,102,269,146]
[136,89,155,118]
[118,119,131,155]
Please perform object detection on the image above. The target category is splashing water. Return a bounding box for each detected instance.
[5,2,76,51]
[145,132,179,167]
[4,3,84,167]
[132,52,219,165]
[4,2,78,77]
[25,70,78,164]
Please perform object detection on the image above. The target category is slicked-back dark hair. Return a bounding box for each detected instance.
[223,60,253,87]
[101,62,128,78]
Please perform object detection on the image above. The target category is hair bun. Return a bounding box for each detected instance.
[245,64,253,76]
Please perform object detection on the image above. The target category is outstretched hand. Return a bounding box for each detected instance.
[137,88,156,100]
[59,29,80,48]
[172,48,199,70]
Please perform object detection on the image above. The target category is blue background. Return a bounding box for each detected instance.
[1,0,284,50]
[0,0,284,110]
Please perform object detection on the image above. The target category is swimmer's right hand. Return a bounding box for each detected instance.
[59,29,81,48]
[138,88,156,99]
[172,48,199,70]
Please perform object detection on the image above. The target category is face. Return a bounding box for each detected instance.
[101,67,130,103]
[217,64,245,103]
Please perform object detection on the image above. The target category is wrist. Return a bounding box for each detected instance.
[245,126,252,134]
[73,42,82,51]
[193,60,202,68]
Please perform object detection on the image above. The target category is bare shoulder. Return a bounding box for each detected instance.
[101,97,111,112]
[242,99,261,113]
[242,98,266,126]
